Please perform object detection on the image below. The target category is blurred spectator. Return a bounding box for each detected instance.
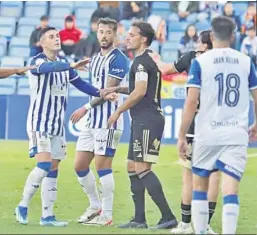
[115,22,127,54]
[198,1,222,21]
[170,1,199,23]
[241,24,257,66]
[222,2,242,50]
[147,15,166,43]
[29,15,49,57]
[74,17,100,59]
[223,2,241,30]
[59,15,83,55]
[121,2,148,20]
[178,24,198,57]
[91,1,120,21]
[241,3,256,35]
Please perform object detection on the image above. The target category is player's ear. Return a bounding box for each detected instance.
[230,33,235,45]
[210,32,214,43]
[141,36,147,45]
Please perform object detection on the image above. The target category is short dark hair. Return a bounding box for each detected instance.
[211,16,236,41]
[131,21,155,46]
[199,30,213,49]
[97,17,118,32]
[40,15,48,21]
[65,15,74,22]
[39,27,57,39]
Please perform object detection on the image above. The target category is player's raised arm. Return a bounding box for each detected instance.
[178,59,201,158]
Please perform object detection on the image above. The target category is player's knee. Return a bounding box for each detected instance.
[37,161,52,173]
[221,173,239,195]
[51,159,60,171]
[127,160,135,172]
[95,155,113,171]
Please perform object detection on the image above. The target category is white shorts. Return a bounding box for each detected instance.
[192,143,247,181]
[28,131,67,160]
[76,128,122,157]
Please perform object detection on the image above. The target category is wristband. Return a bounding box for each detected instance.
[84,102,92,110]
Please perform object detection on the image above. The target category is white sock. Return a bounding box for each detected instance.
[192,191,209,234]
[98,169,114,220]
[19,167,48,208]
[41,171,58,218]
[222,195,239,234]
[77,169,101,209]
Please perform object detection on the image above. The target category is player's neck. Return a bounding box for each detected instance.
[135,46,147,57]
[101,45,114,56]
[43,49,58,61]
[213,41,231,49]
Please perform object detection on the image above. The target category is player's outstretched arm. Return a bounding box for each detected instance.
[0,66,36,78]
[31,58,90,75]
[70,77,100,97]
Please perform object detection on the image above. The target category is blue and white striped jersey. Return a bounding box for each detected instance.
[86,48,129,130]
[27,53,79,136]
[187,48,257,146]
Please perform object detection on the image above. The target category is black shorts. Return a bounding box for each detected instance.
[127,117,164,163]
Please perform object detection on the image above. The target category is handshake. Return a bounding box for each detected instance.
[99,87,119,102]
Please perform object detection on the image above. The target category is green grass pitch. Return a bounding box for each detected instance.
[0,140,256,234]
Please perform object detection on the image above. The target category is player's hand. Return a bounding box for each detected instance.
[103,92,118,101]
[107,111,121,128]
[70,106,87,124]
[70,58,90,71]
[100,87,117,98]
[249,123,257,142]
[149,52,172,75]
[177,137,188,160]
[16,65,37,75]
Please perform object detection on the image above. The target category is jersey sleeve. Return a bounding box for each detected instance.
[249,61,257,90]
[134,58,150,82]
[108,53,129,80]
[174,52,192,73]
[69,68,79,82]
[187,59,201,88]
[30,57,46,75]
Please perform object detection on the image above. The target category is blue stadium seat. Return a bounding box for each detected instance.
[161,49,178,62]
[1,56,24,67]
[49,6,72,18]
[149,40,160,53]
[17,78,30,95]
[195,21,211,31]
[0,6,22,18]
[0,37,7,56]
[49,18,64,30]
[19,17,39,27]
[1,1,22,7]
[151,2,170,10]
[0,26,14,37]
[233,2,249,15]
[74,2,98,9]
[0,16,16,27]
[51,1,74,8]
[151,10,170,20]
[17,25,35,37]
[162,41,178,51]
[75,8,95,21]
[25,1,47,6]
[168,21,188,32]
[168,32,184,42]
[24,5,47,17]
[0,78,16,95]
[9,37,30,58]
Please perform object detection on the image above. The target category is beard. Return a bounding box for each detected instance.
[100,41,113,49]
